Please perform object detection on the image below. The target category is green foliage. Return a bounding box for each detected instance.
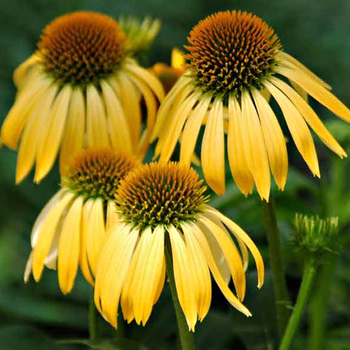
[1,0,350,349]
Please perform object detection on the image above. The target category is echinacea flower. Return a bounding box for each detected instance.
[24,148,138,294]
[1,11,164,183]
[151,11,350,201]
[94,162,264,330]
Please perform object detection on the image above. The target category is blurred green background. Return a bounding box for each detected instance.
[1,0,350,349]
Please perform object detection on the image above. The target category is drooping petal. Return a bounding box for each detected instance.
[201,96,225,195]
[182,222,212,321]
[1,76,53,149]
[180,95,212,167]
[59,87,86,175]
[270,77,346,158]
[96,227,139,327]
[84,198,106,275]
[124,58,165,102]
[86,84,110,147]
[100,80,133,153]
[277,52,331,90]
[199,215,246,301]
[206,206,264,289]
[154,84,193,158]
[160,91,202,163]
[151,76,192,142]
[251,89,288,190]
[241,91,271,201]
[35,85,72,182]
[168,225,198,331]
[16,84,58,183]
[276,65,350,123]
[32,191,74,282]
[111,73,141,149]
[227,94,255,196]
[58,197,83,294]
[265,80,320,177]
[191,224,251,317]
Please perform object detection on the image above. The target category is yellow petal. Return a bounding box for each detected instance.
[199,215,246,301]
[180,95,211,167]
[241,91,271,201]
[277,52,331,90]
[124,58,165,102]
[96,227,139,327]
[1,76,53,149]
[265,80,320,177]
[182,222,212,321]
[106,201,119,231]
[277,65,350,123]
[151,76,191,142]
[32,191,74,282]
[13,54,41,89]
[270,77,346,158]
[206,206,264,289]
[84,198,106,275]
[59,87,86,175]
[227,94,255,196]
[160,91,202,163]
[58,197,83,294]
[154,84,193,158]
[110,73,141,149]
[171,48,185,69]
[34,85,72,182]
[168,225,198,331]
[24,251,34,283]
[86,84,110,148]
[251,89,288,190]
[191,224,251,317]
[16,84,58,183]
[126,73,158,158]
[201,97,225,195]
[100,80,133,153]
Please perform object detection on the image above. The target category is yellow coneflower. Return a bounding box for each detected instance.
[151,11,350,201]
[24,148,138,294]
[1,11,164,183]
[94,162,264,331]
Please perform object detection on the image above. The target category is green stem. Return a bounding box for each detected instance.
[89,291,100,342]
[308,255,337,350]
[280,256,317,350]
[261,199,291,339]
[165,243,195,350]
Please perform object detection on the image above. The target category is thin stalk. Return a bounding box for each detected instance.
[309,255,337,350]
[280,256,317,350]
[262,199,291,338]
[165,243,195,350]
[89,291,100,342]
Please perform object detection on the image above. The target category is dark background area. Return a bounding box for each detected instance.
[1,0,350,349]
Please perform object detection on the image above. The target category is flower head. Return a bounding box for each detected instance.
[1,11,164,183]
[94,162,264,330]
[24,148,138,294]
[152,10,350,201]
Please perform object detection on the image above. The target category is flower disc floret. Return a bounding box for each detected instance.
[185,10,281,96]
[115,162,209,229]
[38,11,126,85]
[64,148,138,201]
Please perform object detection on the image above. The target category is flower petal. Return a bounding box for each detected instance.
[201,96,225,195]
[265,80,320,177]
[58,197,83,294]
[227,94,255,196]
